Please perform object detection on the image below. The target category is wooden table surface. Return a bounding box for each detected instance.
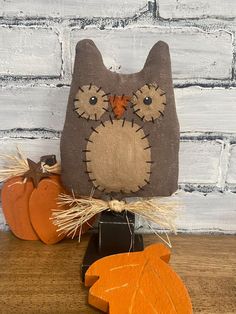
[0,232,235,314]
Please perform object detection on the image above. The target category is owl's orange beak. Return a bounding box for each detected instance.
[109,95,131,119]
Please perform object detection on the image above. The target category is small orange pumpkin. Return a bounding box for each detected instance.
[29,174,95,244]
[1,176,38,240]
[1,155,95,243]
[28,175,66,244]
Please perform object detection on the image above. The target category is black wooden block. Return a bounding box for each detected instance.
[98,210,135,254]
[81,210,144,281]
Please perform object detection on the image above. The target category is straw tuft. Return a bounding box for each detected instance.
[51,193,178,241]
[0,147,29,182]
[0,147,61,182]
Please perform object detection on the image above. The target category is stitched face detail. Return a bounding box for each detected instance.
[73,82,166,194]
[84,120,151,193]
[131,83,166,122]
[73,84,109,120]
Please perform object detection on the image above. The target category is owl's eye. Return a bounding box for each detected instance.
[143,96,152,105]
[73,84,109,120]
[131,83,166,122]
[89,96,98,105]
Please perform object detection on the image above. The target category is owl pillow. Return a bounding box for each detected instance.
[61,39,179,200]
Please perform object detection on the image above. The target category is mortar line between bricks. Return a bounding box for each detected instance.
[216,140,231,190]
[0,80,236,89]
[155,16,236,23]
[221,140,231,189]
[57,31,64,80]
[0,14,235,26]
[232,31,236,80]
[1,18,235,31]
[178,183,222,194]
[137,227,236,235]
[58,25,73,83]
[0,3,152,29]
[150,0,158,19]
[174,82,236,88]
[1,129,236,141]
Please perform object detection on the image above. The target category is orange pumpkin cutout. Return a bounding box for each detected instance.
[29,175,66,244]
[1,176,39,240]
[29,175,96,244]
[1,155,96,244]
[85,243,193,314]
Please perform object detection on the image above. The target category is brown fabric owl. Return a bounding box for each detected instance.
[61,39,179,200]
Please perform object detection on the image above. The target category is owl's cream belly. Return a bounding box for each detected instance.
[85,120,151,193]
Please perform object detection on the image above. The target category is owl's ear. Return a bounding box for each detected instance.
[143,41,172,81]
[73,39,105,74]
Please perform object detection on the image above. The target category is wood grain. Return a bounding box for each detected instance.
[0,232,235,313]
[85,243,192,313]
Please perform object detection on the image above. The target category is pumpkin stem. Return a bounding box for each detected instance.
[40,155,57,167]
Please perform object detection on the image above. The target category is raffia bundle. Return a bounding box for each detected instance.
[0,147,61,182]
[0,148,29,182]
[51,193,178,245]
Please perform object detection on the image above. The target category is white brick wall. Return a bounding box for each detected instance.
[0,0,148,18]
[70,28,232,80]
[227,145,236,186]
[0,0,236,233]
[0,87,68,129]
[176,87,236,133]
[179,141,222,185]
[159,0,236,19]
[0,27,61,77]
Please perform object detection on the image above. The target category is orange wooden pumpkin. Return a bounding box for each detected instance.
[28,175,66,244]
[1,176,39,241]
[28,175,95,244]
[1,154,95,243]
[1,173,65,242]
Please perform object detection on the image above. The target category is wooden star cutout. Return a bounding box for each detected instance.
[24,158,51,188]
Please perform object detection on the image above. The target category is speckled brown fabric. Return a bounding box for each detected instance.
[60,39,179,200]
